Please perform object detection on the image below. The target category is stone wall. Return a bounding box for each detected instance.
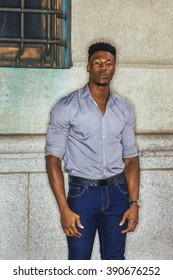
[0,135,172,259]
[0,0,173,259]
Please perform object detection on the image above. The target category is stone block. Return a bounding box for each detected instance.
[140,156,173,170]
[0,154,45,173]
[0,136,46,173]
[126,170,173,259]
[29,173,68,259]
[0,135,173,173]
[0,174,28,259]
[72,0,173,64]
[113,67,173,133]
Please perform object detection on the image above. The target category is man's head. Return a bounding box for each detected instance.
[88,42,116,62]
[87,42,116,87]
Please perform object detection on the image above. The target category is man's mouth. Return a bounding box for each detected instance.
[99,73,108,78]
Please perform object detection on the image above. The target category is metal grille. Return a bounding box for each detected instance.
[0,0,72,68]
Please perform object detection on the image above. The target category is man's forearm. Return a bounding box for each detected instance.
[119,156,140,233]
[123,156,140,201]
[45,155,68,213]
[45,155,84,237]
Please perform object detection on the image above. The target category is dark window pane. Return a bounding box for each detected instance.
[25,1,42,9]
[25,14,42,39]
[0,0,20,8]
[25,0,42,38]
[0,12,20,38]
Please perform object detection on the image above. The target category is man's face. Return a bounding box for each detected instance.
[87,51,116,87]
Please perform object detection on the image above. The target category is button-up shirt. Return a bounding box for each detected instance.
[45,84,138,179]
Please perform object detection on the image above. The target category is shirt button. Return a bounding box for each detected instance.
[102,135,106,139]
[102,118,105,122]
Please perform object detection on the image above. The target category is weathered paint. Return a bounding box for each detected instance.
[0,67,86,133]
[0,66,172,133]
[61,0,72,68]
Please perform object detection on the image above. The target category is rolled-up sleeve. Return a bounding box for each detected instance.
[45,101,70,159]
[121,105,138,158]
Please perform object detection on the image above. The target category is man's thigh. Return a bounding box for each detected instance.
[98,183,129,260]
[67,183,100,260]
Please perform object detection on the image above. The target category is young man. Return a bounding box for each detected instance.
[45,42,140,260]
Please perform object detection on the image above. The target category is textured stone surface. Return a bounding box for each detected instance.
[0,174,28,259]
[0,135,172,259]
[1,135,173,154]
[112,67,173,133]
[29,173,68,259]
[72,0,173,64]
[0,135,45,154]
[0,154,45,173]
[1,153,172,174]
[126,170,173,260]
[0,135,172,173]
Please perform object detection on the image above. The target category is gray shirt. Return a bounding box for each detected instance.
[45,84,138,179]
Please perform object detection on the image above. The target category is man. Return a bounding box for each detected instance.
[45,42,140,260]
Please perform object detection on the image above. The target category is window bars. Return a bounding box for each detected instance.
[0,0,72,68]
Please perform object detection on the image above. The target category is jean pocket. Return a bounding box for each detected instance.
[68,183,86,198]
[117,183,129,195]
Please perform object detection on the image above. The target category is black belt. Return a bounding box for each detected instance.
[69,172,126,187]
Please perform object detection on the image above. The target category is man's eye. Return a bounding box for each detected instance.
[106,62,112,66]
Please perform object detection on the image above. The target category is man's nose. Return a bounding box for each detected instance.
[100,62,107,70]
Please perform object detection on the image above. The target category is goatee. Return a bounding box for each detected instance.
[96,82,108,87]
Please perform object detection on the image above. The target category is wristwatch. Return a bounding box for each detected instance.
[130,200,141,207]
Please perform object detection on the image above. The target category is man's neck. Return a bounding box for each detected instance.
[88,82,111,115]
[88,82,110,102]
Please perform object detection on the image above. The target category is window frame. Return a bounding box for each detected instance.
[0,0,72,69]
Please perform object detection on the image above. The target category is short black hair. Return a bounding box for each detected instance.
[88,42,116,61]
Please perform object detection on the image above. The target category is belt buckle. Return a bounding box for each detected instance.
[99,179,108,186]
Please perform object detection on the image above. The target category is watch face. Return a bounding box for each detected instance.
[137,200,141,207]
[130,200,141,207]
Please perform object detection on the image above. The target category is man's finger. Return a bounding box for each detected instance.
[121,219,137,233]
[65,229,71,236]
[130,220,138,232]
[119,214,128,226]
[70,225,82,237]
[76,216,84,229]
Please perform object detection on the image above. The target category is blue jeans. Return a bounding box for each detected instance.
[67,179,129,260]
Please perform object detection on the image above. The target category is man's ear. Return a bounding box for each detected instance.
[113,65,116,75]
[86,64,90,73]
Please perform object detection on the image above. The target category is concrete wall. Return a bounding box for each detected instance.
[0,0,173,259]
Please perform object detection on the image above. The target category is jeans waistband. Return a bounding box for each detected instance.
[69,172,126,187]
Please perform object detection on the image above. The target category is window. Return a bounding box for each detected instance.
[0,0,72,68]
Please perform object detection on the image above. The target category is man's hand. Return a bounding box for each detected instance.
[119,206,139,234]
[61,208,84,238]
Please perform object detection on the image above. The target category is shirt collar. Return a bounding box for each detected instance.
[81,84,91,99]
[81,83,117,103]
